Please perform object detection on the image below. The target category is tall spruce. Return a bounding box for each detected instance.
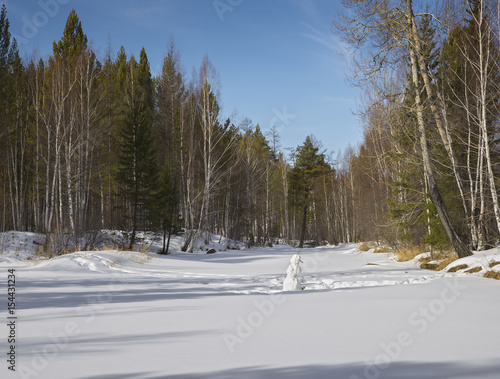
[116,49,158,250]
[289,136,329,248]
[53,9,87,62]
[3,7,30,232]
[155,37,185,169]
[0,4,13,180]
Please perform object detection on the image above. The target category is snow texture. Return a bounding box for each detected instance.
[1,232,500,379]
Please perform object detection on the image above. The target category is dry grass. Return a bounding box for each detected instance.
[133,253,152,264]
[489,261,500,268]
[373,246,392,254]
[139,244,150,254]
[436,256,459,271]
[484,270,500,280]
[420,262,440,270]
[358,242,392,253]
[35,244,73,260]
[128,243,151,254]
[465,266,482,273]
[394,245,426,262]
[127,250,153,264]
[358,242,371,252]
[419,252,458,271]
[109,251,152,266]
[101,245,118,251]
[110,258,122,267]
[447,264,468,273]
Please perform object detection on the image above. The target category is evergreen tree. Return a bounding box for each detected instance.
[7,41,33,232]
[0,4,13,69]
[115,46,128,93]
[0,5,26,231]
[289,136,329,248]
[97,45,128,229]
[155,37,186,227]
[52,9,87,62]
[0,4,13,141]
[0,3,11,149]
[116,50,158,250]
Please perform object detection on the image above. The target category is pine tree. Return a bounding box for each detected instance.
[155,38,186,244]
[0,5,27,232]
[0,3,9,230]
[7,42,33,232]
[52,9,87,62]
[0,4,13,144]
[289,136,329,248]
[0,4,12,68]
[116,50,158,250]
[155,37,185,169]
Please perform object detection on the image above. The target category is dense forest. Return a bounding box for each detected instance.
[1,0,500,255]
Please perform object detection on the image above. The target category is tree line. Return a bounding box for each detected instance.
[1,1,499,255]
[0,7,355,252]
[334,0,500,256]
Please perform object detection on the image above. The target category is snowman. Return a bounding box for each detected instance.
[282,254,304,291]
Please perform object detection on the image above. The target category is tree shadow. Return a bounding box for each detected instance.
[75,361,500,379]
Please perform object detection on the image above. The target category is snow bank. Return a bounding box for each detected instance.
[444,248,500,274]
[0,231,44,262]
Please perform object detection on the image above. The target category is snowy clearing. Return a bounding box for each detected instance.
[1,233,500,379]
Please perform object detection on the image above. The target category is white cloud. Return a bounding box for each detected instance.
[301,21,350,56]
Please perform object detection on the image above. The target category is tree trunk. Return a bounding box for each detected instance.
[406,0,471,258]
[129,199,138,250]
[299,204,307,248]
[476,7,500,237]
[165,228,172,255]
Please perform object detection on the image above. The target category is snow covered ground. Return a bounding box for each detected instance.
[1,233,500,378]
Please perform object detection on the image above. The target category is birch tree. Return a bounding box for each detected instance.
[463,0,500,241]
[334,0,472,257]
[195,55,236,246]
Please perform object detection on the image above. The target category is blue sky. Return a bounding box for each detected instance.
[4,0,362,156]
